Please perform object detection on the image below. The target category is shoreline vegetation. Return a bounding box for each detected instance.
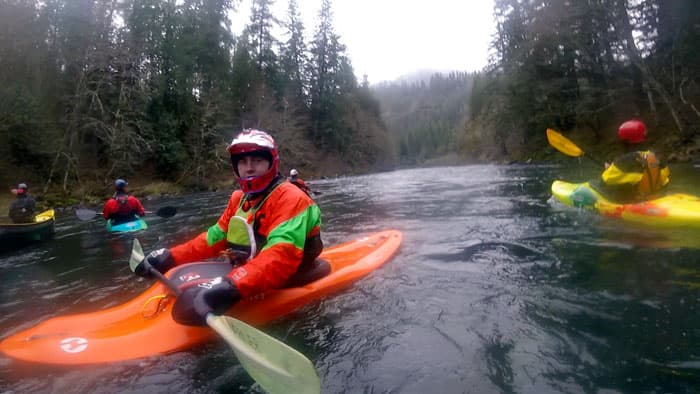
[3,151,699,220]
[3,2,700,216]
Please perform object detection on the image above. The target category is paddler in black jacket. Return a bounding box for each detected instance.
[8,183,36,223]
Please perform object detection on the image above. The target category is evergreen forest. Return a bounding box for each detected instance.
[463,0,700,163]
[0,0,393,195]
[1,0,700,200]
[373,72,473,166]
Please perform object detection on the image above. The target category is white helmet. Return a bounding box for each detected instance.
[290,169,299,177]
[227,129,279,194]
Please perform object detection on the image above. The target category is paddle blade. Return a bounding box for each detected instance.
[546,128,584,157]
[76,208,99,221]
[207,315,321,394]
[155,206,177,218]
[129,238,145,272]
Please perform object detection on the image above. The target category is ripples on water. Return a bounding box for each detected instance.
[2,164,700,393]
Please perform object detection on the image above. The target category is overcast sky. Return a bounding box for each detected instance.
[231,0,496,84]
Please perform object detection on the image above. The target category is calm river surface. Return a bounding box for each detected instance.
[2,164,700,393]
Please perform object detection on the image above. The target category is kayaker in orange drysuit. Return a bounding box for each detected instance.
[596,120,670,203]
[102,179,146,225]
[134,129,324,326]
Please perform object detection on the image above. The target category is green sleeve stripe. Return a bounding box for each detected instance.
[263,204,322,251]
[206,223,227,246]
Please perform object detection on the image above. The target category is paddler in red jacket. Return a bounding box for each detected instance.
[288,168,313,196]
[135,129,324,326]
[102,179,146,225]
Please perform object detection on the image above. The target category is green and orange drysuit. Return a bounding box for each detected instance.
[600,150,670,202]
[169,178,322,297]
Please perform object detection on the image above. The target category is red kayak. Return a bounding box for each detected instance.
[0,230,402,365]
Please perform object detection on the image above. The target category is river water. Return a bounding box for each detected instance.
[2,164,700,393]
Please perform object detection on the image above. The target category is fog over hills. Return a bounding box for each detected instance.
[374,69,468,86]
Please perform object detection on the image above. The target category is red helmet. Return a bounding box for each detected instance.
[618,120,646,144]
[227,129,279,194]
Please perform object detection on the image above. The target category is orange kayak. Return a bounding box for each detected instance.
[0,230,402,365]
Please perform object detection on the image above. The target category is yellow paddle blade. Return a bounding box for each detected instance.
[546,128,584,157]
[207,315,321,394]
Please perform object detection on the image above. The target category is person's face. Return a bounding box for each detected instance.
[237,155,270,177]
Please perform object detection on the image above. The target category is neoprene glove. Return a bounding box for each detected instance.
[135,248,175,278]
[172,277,241,326]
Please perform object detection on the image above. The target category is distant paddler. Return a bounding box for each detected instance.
[288,168,313,196]
[9,183,36,224]
[102,179,146,225]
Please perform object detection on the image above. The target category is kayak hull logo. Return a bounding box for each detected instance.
[60,337,88,353]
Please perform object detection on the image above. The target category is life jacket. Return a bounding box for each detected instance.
[636,152,669,197]
[221,176,285,261]
[111,193,138,224]
[223,177,322,272]
[601,150,670,201]
[9,195,36,223]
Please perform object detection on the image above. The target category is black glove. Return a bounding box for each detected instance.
[135,248,175,278]
[172,277,240,326]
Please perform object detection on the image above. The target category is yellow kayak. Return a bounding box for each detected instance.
[551,181,700,228]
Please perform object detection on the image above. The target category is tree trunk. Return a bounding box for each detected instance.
[615,0,683,133]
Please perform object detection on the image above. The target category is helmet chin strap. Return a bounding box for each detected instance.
[242,174,283,200]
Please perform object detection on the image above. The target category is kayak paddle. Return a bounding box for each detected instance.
[76,206,177,221]
[546,128,604,166]
[129,239,321,394]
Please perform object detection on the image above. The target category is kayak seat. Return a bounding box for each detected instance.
[169,259,331,289]
[588,178,660,204]
[110,214,139,226]
[283,258,331,288]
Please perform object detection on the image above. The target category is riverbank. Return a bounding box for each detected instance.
[0,194,10,220]
[1,180,199,221]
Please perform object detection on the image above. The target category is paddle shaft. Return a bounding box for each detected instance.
[146,262,221,328]
[576,149,604,167]
[145,262,182,296]
[578,152,604,167]
[132,242,320,394]
[142,260,289,386]
[76,206,176,221]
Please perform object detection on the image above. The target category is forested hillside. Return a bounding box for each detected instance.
[462,0,700,163]
[373,72,474,165]
[0,0,395,195]
[4,0,700,199]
